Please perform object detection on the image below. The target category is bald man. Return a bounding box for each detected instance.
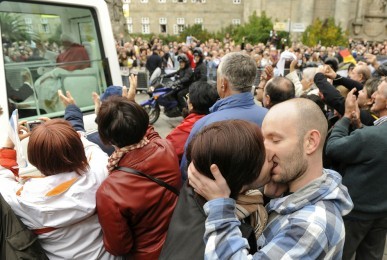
[188,98,354,259]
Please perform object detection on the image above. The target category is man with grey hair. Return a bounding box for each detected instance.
[179,52,268,180]
[56,33,90,71]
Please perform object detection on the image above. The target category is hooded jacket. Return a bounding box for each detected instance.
[203,169,354,260]
[0,138,119,260]
[166,113,205,161]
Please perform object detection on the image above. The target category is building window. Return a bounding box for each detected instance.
[192,0,206,2]
[232,19,241,25]
[173,24,184,34]
[160,24,167,33]
[233,0,241,4]
[194,18,203,24]
[40,18,49,33]
[142,24,150,34]
[126,17,133,33]
[24,18,33,33]
[140,0,148,3]
[159,0,166,2]
[123,0,131,3]
[177,18,185,25]
[40,24,50,33]
[176,18,185,32]
[141,17,150,34]
[173,0,187,3]
[159,17,167,33]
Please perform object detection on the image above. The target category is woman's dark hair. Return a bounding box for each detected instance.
[96,96,149,148]
[189,81,219,115]
[28,119,89,176]
[186,120,265,199]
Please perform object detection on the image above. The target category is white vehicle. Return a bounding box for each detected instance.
[0,0,121,173]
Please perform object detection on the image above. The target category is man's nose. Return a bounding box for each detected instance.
[264,141,274,161]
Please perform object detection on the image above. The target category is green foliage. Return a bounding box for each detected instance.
[145,11,275,45]
[0,13,36,42]
[158,34,179,44]
[179,24,213,42]
[302,18,348,46]
[234,11,273,44]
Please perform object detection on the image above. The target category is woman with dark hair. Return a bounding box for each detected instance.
[0,119,119,260]
[160,120,271,259]
[166,81,219,162]
[95,96,181,259]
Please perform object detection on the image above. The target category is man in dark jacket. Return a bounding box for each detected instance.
[193,48,207,82]
[326,79,387,260]
[146,46,162,79]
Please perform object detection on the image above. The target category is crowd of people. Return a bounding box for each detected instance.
[115,34,387,81]
[0,31,387,259]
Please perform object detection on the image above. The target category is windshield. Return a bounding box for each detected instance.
[0,1,110,119]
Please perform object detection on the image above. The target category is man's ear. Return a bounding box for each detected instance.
[305,130,321,155]
[265,95,271,108]
[365,98,373,107]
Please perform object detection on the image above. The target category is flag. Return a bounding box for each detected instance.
[8,109,28,168]
[339,49,357,65]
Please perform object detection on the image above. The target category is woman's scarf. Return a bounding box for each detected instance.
[236,189,268,239]
[107,137,149,172]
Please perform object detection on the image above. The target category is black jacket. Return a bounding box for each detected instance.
[314,73,376,126]
[193,61,207,82]
[146,52,162,77]
[160,183,257,259]
[165,65,194,89]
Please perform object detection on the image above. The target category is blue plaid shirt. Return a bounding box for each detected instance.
[203,169,353,260]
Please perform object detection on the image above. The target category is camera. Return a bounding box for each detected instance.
[27,120,42,131]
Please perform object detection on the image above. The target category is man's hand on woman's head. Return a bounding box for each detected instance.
[188,163,231,201]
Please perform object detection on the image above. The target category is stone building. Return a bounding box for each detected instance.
[107,0,387,42]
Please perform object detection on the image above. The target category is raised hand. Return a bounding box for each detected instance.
[58,90,76,107]
[92,92,101,114]
[344,88,358,119]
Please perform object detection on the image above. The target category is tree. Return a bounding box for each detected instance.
[234,11,273,44]
[302,18,348,46]
[0,13,36,42]
[179,24,212,43]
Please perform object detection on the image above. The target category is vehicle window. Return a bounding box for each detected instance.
[0,1,110,119]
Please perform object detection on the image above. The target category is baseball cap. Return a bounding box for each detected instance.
[100,86,122,102]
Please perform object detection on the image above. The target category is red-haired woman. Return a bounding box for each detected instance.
[0,119,120,260]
